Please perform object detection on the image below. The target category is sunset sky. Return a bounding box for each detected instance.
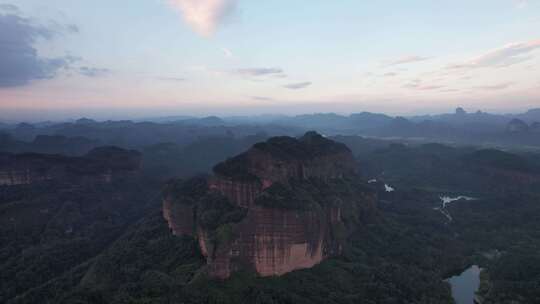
[1,0,539,121]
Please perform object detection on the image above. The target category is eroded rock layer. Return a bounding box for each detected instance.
[163,132,376,279]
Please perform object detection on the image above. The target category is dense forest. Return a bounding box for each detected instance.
[1,128,540,303]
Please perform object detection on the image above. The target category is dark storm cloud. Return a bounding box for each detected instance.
[0,8,80,87]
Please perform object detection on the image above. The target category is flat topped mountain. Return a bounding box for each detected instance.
[0,146,141,186]
[163,132,376,279]
[211,132,357,206]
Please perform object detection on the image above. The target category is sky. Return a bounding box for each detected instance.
[0,0,539,121]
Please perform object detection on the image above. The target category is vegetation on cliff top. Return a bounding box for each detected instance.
[162,177,209,205]
[253,131,350,160]
[254,178,375,213]
[212,153,259,181]
[213,131,351,180]
[196,192,247,230]
[0,146,141,178]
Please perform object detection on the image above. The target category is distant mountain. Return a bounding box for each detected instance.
[222,114,289,124]
[269,112,393,133]
[515,108,540,123]
[349,112,393,129]
[531,122,540,132]
[4,107,539,152]
[135,115,196,123]
[4,119,299,149]
[76,117,98,124]
[273,113,351,131]
[0,122,14,130]
[506,119,529,133]
[410,107,540,126]
[409,107,510,127]
[177,116,225,126]
[0,133,101,156]
[0,146,140,186]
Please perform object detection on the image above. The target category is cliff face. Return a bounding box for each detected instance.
[207,205,343,277]
[163,132,376,279]
[209,132,358,207]
[0,146,141,186]
[208,178,262,208]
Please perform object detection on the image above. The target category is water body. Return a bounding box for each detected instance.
[447,265,482,304]
[440,196,475,207]
[384,184,395,192]
[366,179,394,192]
[435,195,476,222]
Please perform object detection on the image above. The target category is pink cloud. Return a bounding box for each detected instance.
[475,82,514,91]
[169,0,237,36]
[447,39,540,69]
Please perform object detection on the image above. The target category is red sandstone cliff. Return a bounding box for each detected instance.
[163,132,376,279]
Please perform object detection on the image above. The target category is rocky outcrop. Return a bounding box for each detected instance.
[163,132,376,279]
[210,131,357,207]
[163,198,196,236]
[0,146,141,186]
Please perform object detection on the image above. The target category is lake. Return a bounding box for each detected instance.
[447,265,482,304]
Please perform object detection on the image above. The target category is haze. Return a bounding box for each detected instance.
[1,0,539,122]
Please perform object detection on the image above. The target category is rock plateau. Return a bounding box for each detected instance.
[163,132,376,279]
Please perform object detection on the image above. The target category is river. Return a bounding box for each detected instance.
[435,195,476,222]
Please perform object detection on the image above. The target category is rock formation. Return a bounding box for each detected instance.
[0,146,141,186]
[163,132,376,279]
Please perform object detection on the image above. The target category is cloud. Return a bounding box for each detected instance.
[64,23,79,34]
[157,76,186,82]
[0,11,74,87]
[385,55,429,66]
[0,3,19,12]
[79,66,110,77]
[272,73,288,79]
[383,72,397,77]
[447,39,540,69]
[416,85,444,90]
[235,67,284,77]
[222,47,233,58]
[283,82,312,90]
[252,96,274,101]
[169,0,237,36]
[441,88,460,93]
[475,82,514,90]
[515,0,528,8]
[403,80,444,90]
